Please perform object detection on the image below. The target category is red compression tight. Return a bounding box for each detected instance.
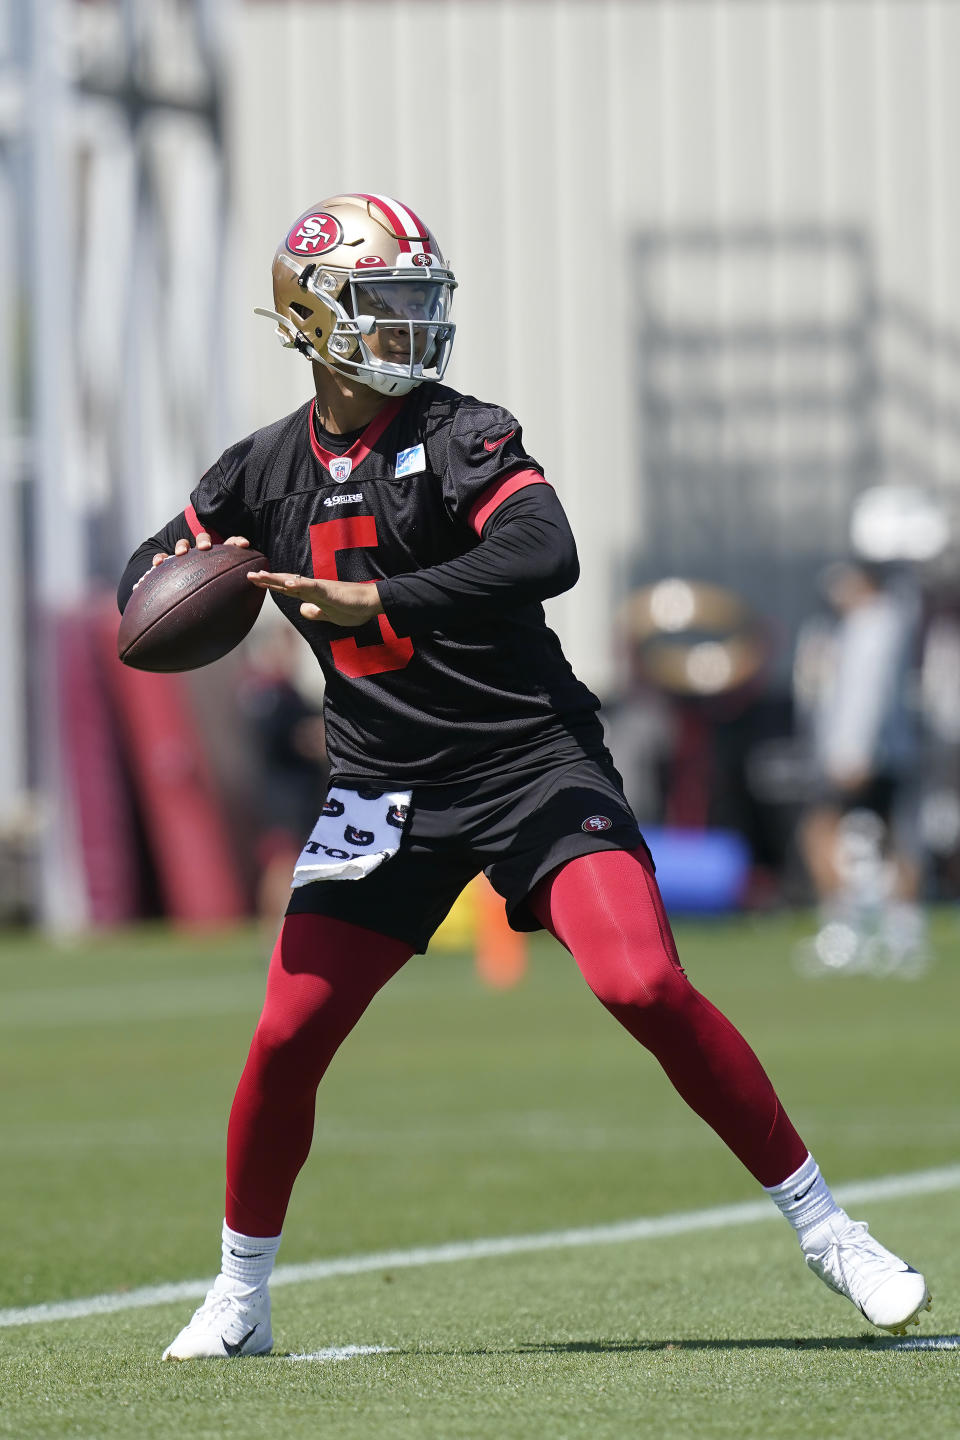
[529,846,807,1186]
[226,850,807,1236]
[225,914,413,1236]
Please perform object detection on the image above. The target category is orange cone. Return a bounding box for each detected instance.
[474,874,528,989]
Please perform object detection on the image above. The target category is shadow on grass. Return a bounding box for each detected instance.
[510,1335,960,1354]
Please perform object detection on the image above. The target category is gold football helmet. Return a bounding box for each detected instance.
[256,193,457,396]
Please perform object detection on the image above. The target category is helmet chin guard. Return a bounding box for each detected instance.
[259,193,456,395]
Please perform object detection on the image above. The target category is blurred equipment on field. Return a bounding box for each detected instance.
[638,826,752,917]
[605,577,778,913]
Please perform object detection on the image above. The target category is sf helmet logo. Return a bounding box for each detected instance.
[412,251,434,267]
[581,815,613,833]
[287,212,343,256]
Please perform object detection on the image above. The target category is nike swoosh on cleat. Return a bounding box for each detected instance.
[483,430,515,452]
[222,1325,259,1357]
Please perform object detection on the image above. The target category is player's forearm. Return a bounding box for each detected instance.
[117,513,194,611]
[377,506,580,633]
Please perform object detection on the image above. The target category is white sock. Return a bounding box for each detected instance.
[763,1153,843,1248]
[219,1221,281,1292]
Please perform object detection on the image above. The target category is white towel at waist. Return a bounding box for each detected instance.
[291,786,412,885]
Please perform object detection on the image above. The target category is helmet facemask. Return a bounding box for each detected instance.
[314,272,455,396]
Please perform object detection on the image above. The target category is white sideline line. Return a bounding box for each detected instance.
[884,1337,960,1351]
[2,1162,958,1331]
[286,1345,397,1362]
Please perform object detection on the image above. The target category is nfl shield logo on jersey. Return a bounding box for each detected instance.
[330,456,353,483]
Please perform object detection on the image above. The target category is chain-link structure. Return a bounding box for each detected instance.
[634,226,960,675]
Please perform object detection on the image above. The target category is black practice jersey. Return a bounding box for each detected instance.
[119,383,607,786]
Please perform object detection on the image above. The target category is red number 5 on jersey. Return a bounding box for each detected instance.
[309,515,415,678]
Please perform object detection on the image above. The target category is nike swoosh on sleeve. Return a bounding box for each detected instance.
[483,430,516,452]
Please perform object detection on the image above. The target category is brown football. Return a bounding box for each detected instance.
[118,545,268,672]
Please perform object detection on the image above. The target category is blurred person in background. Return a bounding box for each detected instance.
[916,578,960,896]
[238,620,328,931]
[118,194,930,1360]
[794,558,926,972]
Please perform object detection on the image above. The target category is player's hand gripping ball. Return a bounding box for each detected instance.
[118,543,268,672]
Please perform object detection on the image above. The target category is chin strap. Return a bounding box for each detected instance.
[316,357,417,398]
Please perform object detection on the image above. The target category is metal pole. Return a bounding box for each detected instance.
[28,0,87,928]
[0,101,26,849]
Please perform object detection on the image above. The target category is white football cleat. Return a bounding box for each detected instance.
[803,1213,931,1333]
[162,1276,273,1360]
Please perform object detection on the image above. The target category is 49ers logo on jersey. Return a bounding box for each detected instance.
[287,212,343,256]
[581,815,613,833]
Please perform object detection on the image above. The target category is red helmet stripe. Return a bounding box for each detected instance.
[374,193,430,240]
[349,193,408,250]
[348,192,429,252]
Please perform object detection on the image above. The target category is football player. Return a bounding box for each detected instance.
[118,194,930,1359]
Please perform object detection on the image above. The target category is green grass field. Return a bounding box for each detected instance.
[1,911,959,1439]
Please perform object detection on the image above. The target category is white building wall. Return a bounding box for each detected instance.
[226,0,960,695]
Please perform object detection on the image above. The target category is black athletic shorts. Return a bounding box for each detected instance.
[286,752,646,952]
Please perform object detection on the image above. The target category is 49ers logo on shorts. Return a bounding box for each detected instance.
[581,815,613,833]
[287,212,343,256]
